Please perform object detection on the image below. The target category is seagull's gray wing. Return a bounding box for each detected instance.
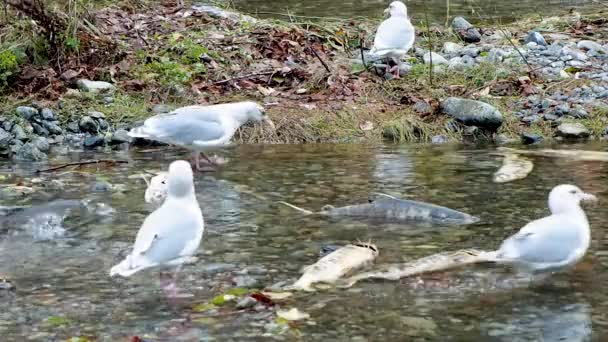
[497,215,584,264]
[373,16,415,51]
[134,113,226,145]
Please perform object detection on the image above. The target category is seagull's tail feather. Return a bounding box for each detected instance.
[109,255,156,277]
[277,201,314,215]
[128,125,153,138]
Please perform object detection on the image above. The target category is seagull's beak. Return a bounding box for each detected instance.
[383,8,389,18]
[263,116,276,130]
[580,192,598,202]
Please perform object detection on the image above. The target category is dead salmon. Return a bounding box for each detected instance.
[493,153,534,183]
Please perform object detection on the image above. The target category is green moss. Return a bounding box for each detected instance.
[44,316,70,327]
[225,287,250,296]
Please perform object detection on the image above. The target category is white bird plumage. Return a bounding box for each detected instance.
[110,160,204,278]
[482,184,596,273]
[128,101,275,170]
[369,1,415,78]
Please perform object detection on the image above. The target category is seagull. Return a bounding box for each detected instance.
[128,101,275,171]
[483,184,596,273]
[110,160,204,297]
[369,1,416,79]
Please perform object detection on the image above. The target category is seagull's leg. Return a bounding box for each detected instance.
[385,58,391,75]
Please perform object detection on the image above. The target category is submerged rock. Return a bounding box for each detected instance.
[521,132,544,144]
[440,97,503,131]
[110,129,132,144]
[83,135,105,148]
[14,142,47,161]
[556,123,590,139]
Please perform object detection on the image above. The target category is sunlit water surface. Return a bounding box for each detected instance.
[1,143,608,341]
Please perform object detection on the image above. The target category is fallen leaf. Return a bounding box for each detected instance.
[250,291,275,306]
[277,308,310,321]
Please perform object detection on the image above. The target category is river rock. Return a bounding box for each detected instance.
[423,52,448,65]
[577,40,607,54]
[525,31,547,46]
[562,47,588,61]
[236,296,258,309]
[0,128,12,151]
[42,121,63,135]
[83,135,105,148]
[14,142,47,161]
[77,79,116,93]
[32,137,50,152]
[556,122,589,139]
[569,105,588,119]
[232,275,259,288]
[40,108,54,120]
[11,124,27,141]
[521,132,544,144]
[32,122,49,136]
[451,17,481,42]
[452,16,473,30]
[443,42,463,55]
[79,116,98,133]
[440,97,503,130]
[16,106,39,120]
[110,129,132,144]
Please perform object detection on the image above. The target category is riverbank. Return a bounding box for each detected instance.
[0,1,607,160]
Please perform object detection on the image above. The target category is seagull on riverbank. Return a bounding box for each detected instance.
[128,101,275,171]
[110,160,204,297]
[482,184,596,273]
[368,1,415,78]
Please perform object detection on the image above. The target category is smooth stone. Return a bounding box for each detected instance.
[0,128,12,148]
[440,97,503,130]
[521,115,541,124]
[461,28,482,43]
[525,31,547,46]
[83,135,105,148]
[40,108,54,120]
[452,16,473,30]
[577,40,607,53]
[42,121,63,135]
[31,137,50,152]
[461,46,480,58]
[32,123,49,137]
[110,129,132,144]
[16,106,39,120]
[102,97,115,105]
[423,52,448,65]
[77,79,115,93]
[544,113,559,122]
[562,47,588,61]
[554,103,570,116]
[236,296,258,309]
[443,42,463,55]
[556,122,590,139]
[569,106,588,119]
[11,124,27,141]
[521,132,544,144]
[414,101,433,115]
[431,135,448,144]
[79,116,98,133]
[88,111,106,119]
[14,142,47,161]
[232,275,259,288]
[152,104,172,114]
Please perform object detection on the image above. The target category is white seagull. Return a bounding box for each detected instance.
[369,1,416,78]
[128,101,275,170]
[484,184,596,273]
[110,160,204,296]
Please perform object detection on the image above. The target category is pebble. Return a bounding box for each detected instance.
[525,31,547,46]
[32,137,50,152]
[235,296,258,309]
[16,106,39,120]
[11,124,27,141]
[83,135,105,148]
[232,275,259,288]
[423,52,449,65]
[91,181,112,192]
[40,108,54,120]
[152,104,172,114]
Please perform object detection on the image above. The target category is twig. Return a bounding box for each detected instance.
[359,38,368,71]
[36,159,128,173]
[211,71,274,85]
[423,6,433,86]
[308,44,331,73]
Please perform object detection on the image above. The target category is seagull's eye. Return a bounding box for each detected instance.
[161,180,166,184]
[569,189,577,194]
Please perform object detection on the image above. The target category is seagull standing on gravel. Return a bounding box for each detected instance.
[368,1,416,79]
[128,101,275,170]
[483,184,596,273]
[110,160,204,297]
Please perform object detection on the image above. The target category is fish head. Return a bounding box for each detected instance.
[353,241,380,257]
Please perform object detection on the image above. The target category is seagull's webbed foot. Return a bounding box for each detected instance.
[389,65,401,79]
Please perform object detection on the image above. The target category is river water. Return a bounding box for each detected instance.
[0,143,607,341]
[233,0,598,24]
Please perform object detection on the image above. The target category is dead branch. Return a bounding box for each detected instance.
[308,45,331,73]
[211,71,275,85]
[36,159,129,173]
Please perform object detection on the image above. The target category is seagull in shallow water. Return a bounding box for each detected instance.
[484,184,596,273]
[110,160,204,297]
[368,1,415,78]
[128,101,275,171]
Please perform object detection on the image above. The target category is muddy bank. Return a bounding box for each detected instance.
[0,3,607,160]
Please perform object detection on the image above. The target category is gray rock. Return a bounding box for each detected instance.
[452,17,473,30]
[431,135,448,144]
[232,275,259,288]
[459,28,482,43]
[32,123,49,137]
[562,47,588,61]
[236,296,258,309]
[440,97,503,130]
[91,181,112,192]
[544,113,559,122]
[31,137,50,152]
[11,124,27,141]
[67,121,80,133]
[556,122,590,139]
[414,101,433,115]
[97,118,109,131]
[525,31,547,46]
[494,134,516,145]
[577,40,607,54]
[152,104,172,114]
[569,106,588,119]
[40,108,54,120]
[110,129,132,144]
[200,263,236,274]
[442,42,463,55]
[77,79,115,93]
[14,142,47,161]
[554,103,570,116]
[79,116,98,133]
[0,128,12,148]
[88,111,106,119]
[16,106,39,120]
[102,97,114,105]
[521,132,544,144]
[521,115,541,124]
[423,52,449,65]
[83,135,105,148]
[42,121,63,135]
[541,98,557,109]
[461,46,480,58]
[486,48,506,63]
[398,63,412,76]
